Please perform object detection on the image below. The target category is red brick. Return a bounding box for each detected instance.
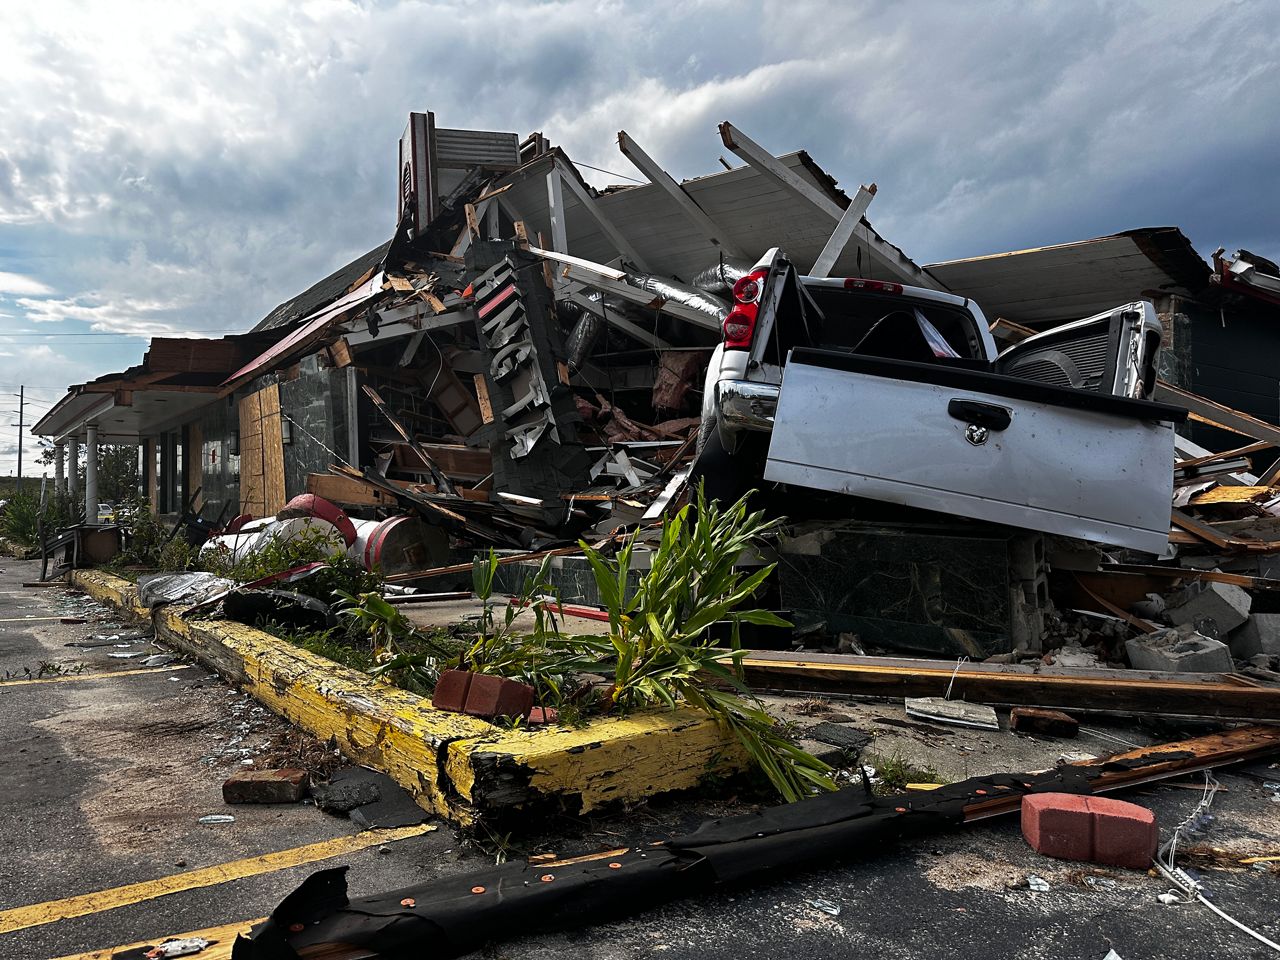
[222,768,309,804]
[528,706,559,725]
[432,669,474,712]
[463,674,534,720]
[1022,793,1157,869]
[1010,707,1079,738]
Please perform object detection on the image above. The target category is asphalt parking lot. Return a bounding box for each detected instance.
[2,555,1277,960]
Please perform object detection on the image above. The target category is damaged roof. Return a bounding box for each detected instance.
[925,227,1213,325]
[491,148,934,287]
[254,239,392,332]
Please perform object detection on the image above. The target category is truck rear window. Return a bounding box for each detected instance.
[804,287,985,362]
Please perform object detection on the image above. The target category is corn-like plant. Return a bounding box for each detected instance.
[580,484,837,802]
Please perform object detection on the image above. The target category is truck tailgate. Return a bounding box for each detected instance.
[764,349,1185,553]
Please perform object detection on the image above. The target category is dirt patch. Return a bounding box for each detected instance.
[922,850,1029,892]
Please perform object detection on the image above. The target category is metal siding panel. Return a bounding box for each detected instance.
[434,129,519,168]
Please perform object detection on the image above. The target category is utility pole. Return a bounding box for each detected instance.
[15,386,23,493]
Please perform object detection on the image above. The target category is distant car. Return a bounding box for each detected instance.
[96,503,116,523]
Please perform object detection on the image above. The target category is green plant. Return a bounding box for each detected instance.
[1,489,40,546]
[865,751,945,794]
[334,591,464,695]
[199,525,381,600]
[579,484,837,802]
[464,551,604,710]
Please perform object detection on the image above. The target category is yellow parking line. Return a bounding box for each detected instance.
[50,916,266,960]
[0,823,435,935]
[0,665,194,687]
[50,917,265,960]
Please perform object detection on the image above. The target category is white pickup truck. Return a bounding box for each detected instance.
[698,249,1185,553]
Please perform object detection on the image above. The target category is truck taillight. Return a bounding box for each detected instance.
[843,278,903,294]
[723,268,769,350]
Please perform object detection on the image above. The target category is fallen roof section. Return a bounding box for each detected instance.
[253,240,392,332]
[926,227,1213,325]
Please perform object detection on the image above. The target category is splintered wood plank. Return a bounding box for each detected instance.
[739,651,1280,721]
[1188,485,1275,505]
[474,373,494,424]
[258,384,287,514]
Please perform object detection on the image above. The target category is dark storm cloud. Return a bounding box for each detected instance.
[0,0,1275,475]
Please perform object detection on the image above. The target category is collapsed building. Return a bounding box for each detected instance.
[30,110,1280,665]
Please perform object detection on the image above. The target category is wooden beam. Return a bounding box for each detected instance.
[552,158,653,273]
[1102,562,1280,591]
[810,183,877,278]
[718,120,844,219]
[1155,380,1280,449]
[717,120,945,290]
[1170,508,1280,552]
[739,650,1280,721]
[617,129,745,258]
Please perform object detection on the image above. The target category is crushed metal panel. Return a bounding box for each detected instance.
[225,273,385,386]
[467,242,590,506]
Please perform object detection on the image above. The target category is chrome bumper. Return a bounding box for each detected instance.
[717,379,779,432]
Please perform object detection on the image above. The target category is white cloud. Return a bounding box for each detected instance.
[0,271,52,295]
[15,294,186,336]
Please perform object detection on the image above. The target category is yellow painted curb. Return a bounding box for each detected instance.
[69,571,745,825]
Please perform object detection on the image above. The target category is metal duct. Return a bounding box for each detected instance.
[690,258,753,298]
[625,272,730,324]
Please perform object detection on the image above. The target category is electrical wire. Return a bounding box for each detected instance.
[1152,771,1280,953]
[570,161,645,185]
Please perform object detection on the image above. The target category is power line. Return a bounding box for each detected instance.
[0,329,243,337]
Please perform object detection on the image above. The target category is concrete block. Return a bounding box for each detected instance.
[1022,793,1157,869]
[1010,707,1079,738]
[1231,613,1280,659]
[1165,581,1251,637]
[222,768,309,804]
[1126,625,1234,673]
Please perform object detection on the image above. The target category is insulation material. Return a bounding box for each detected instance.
[652,350,710,413]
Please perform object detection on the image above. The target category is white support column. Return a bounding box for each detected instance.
[545,168,569,253]
[811,184,877,278]
[67,437,79,501]
[84,424,98,525]
[54,443,65,496]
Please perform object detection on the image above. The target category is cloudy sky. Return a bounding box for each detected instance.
[1,0,1276,476]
